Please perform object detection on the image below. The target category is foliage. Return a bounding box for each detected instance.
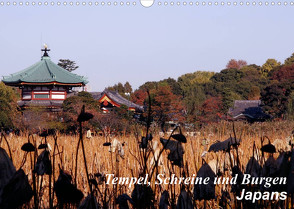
[261,59,281,77]
[176,71,215,121]
[138,78,182,96]
[198,97,223,123]
[221,88,242,113]
[178,71,214,96]
[287,92,294,120]
[124,81,132,93]
[248,86,261,100]
[284,53,294,66]
[91,111,121,134]
[57,59,79,72]
[113,104,134,121]
[211,68,244,84]
[272,63,294,83]
[131,89,148,106]
[149,85,185,126]
[0,82,20,130]
[138,81,158,92]
[107,82,133,98]
[62,91,100,131]
[226,59,247,69]
[159,77,182,95]
[21,107,54,132]
[261,82,292,118]
[182,84,206,122]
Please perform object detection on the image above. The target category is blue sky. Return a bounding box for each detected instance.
[1,2,294,91]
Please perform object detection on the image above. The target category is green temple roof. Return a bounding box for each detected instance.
[2,51,88,86]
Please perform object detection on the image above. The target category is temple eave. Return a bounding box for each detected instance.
[4,81,85,87]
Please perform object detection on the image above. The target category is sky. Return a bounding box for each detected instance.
[1,1,294,91]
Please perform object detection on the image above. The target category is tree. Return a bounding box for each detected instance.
[287,92,294,120]
[150,85,185,127]
[178,71,214,96]
[241,65,268,88]
[58,59,79,72]
[159,77,182,95]
[108,82,124,93]
[221,88,241,113]
[0,82,20,130]
[138,81,158,92]
[272,64,294,83]
[62,91,100,132]
[21,107,56,132]
[198,97,223,123]
[248,86,261,100]
[284,53,294,66]
[131,89,148,106]
[124,82,133,93]
[226,59,247,69]
[181,84,206,123]
[261,59,281,77]
[108,82,133,98]
[261,83,292,118]
[211,68,244,84]
[91,111,124,137]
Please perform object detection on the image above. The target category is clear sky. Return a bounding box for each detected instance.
[1,1,294,91]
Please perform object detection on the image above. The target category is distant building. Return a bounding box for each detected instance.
[2,46,88,111]
[228,100,271,122]
[91,89,144,113]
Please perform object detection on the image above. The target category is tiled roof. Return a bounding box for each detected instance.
[91,89,144,111]
[228,100,270,120]
[90,92,102,100]
[2,56,88,86]
[18,100,63,108]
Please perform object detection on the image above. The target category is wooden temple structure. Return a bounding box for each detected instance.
[2,46,88,111]
[91,89,144,113]
[228,100,271,122]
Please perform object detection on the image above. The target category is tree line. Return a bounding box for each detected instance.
[127,53,294,125]
[0,54,293,132]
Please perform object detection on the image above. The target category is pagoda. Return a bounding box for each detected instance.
[2,46,88,111]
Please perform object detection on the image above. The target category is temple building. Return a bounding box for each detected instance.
[2,46,88,111]
[91,89,144,113]
[228,100,271,122]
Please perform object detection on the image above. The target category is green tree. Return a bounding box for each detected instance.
[124,82,133,93]
[248,86,261,100]
[261,83,292,118]
[58,59,79,72]
[241,65,268,87]
[211,68,244,84]
[178,71,214,96]
[159,77,182,95]
[284,53,294,66]
[138,81,158,91]
[62,91,100,131]
[261,59,281,77]
[221,87,242,113]
[108,82,133,98]
[182,84,206,122]
[0,82,20,130]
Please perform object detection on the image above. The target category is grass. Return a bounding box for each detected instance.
[1,120,294,208]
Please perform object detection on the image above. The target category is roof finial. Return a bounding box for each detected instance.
[41,43,50,57]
